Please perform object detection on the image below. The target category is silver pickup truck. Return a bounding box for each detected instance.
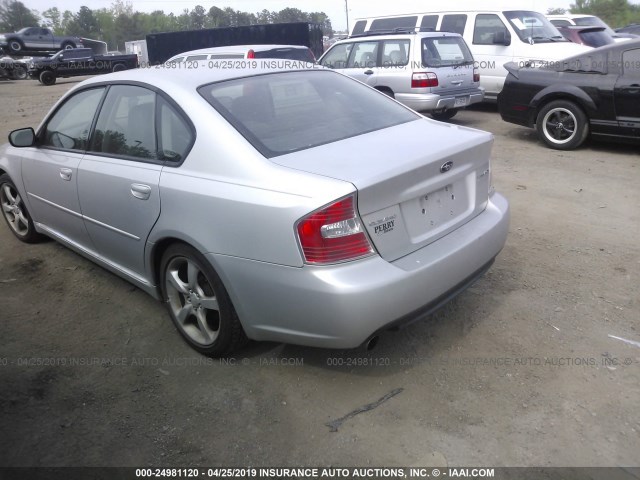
[0,27,82,54]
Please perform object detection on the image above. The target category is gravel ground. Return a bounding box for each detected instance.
[0,76,639,469]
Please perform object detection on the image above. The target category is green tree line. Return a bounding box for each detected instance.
[0,0,333,50]
[548,0,640,27]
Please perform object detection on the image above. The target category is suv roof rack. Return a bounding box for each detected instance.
[349,27,442,38]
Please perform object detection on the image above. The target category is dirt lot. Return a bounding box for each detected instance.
[0,76,639,469]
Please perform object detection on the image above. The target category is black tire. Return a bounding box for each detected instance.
[536,100,589,150]
[431,108,458,121]
[39,70,56,86]
[8,39,23,53]
[0,174,44,243]
[61,41,75,50]
[376,87,394,99]
[112,63,126,72]
[160,243,248,356]
[11,64,27,80]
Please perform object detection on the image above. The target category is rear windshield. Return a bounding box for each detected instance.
[579,30,614,47]
[422,37,474,67]
[253,48,316,62]
[198,70,418,158]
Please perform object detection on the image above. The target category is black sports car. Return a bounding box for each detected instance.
[497,39,640,150]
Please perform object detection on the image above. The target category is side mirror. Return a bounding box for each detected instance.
[9,128,36,148]
[493,30,512,46]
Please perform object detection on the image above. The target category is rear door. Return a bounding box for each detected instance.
[421,36,477,104]
[78,85,163,277]
[21,87,105,249]
[614,48,640,136]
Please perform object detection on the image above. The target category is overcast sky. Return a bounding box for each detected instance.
[21,0,630,31]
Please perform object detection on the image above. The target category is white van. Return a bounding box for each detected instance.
[351,10,591,99]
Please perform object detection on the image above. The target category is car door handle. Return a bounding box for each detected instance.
[451,80,463,85]
[622,84,640,94]
[364,69,374,75]
[59,168,72,181]
[131,183,151,200]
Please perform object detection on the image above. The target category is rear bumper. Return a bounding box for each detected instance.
[396,89,484,112]
[209,192,509,349]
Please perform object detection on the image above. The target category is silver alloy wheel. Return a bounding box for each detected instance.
[1,184,29,236]
[164,256,221,346]
[9,40,22,52]
[542,107,577,145]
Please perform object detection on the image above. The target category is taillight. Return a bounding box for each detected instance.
[473,68,480,83]
[411,72,438,88]
[247,49,255,59]
[296,194,374,265]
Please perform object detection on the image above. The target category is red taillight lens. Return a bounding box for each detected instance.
[296,194,374,265]
[247,49,255,59]
[473,68,480,83]
[412,72,438,88]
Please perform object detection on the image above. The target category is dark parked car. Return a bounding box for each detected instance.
[498,40,640,150]
[615,24,640,36]
[28,48,138,85]
[556,25,615,48]
[0,56,28,79]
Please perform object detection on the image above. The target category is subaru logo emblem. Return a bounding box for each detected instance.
[440,161,453,173]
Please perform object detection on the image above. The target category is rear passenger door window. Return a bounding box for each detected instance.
[381,40,410,66]
[441,14,467,35]
[89,85,157,160]
[473,14,509,44]
[347,41,379,68]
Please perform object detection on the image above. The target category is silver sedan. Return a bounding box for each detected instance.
[0,64,509,356]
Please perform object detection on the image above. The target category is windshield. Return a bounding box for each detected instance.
[504,10,567,43]
[199,70,417,158]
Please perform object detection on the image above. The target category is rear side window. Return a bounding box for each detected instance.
[622,49,640,76]
[320,43,353,69]
[90,85,157,160]
[41,88,105,151]
[370,16,418,32]
[422,37,474,67]
[420,15,439,31]
[186,55,208,61]
[473,14,509,45]
[157,97,193,163]
[441,14,468,35]
[352,20,367,35]
[199,70,418,158]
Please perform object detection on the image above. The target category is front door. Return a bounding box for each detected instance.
[21,87,106,249]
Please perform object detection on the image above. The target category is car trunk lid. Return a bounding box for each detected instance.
[270,118,493,262]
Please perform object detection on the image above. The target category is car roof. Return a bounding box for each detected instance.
[71,62,322,94]
[169,44,307,59]
[343,30,463,41]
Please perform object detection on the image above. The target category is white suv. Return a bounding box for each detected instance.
[318,30,483,120]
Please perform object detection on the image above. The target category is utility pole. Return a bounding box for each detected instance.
[344,0,349,34]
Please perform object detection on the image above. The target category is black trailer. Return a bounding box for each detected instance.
[146,22,324,65]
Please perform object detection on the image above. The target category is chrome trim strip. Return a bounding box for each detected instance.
[28,192,83,218]
[83,215,140,241]
[28,192,140,241]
